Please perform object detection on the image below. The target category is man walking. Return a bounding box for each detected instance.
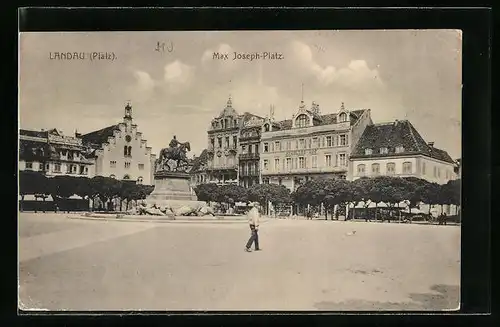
[245,202,261,252]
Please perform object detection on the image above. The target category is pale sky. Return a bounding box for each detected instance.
[19,30,462,159]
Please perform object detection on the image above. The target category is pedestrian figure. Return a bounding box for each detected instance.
[245,202,261,252]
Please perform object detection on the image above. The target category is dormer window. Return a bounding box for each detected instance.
[365,148,373,155]
[380,147,388,154]
[338,112,348,123]
[395,146,405,153]
[264,124,270,132]
[296,114,308,128]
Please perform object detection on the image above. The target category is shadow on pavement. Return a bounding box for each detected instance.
[314,284,460,311]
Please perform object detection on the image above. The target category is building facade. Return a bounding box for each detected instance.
[205,97,240,185]
[349,120,457,185]
[260,101,372,191]
[238,113,265,188]
[19,128,95,178]
[189,150,209,192]
[80,103,156,185]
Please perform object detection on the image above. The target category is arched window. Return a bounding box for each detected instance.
[128,146,132,156]
[339,112,347,122]
[137,176,143,184]
[371,163,380,175]
[123,174,130,180]
[386,162,396,174]
[296,114,309,128]
[124,145,128,156]
[110,174,116,179]
[357,164,366,176]
[264,124,270,132]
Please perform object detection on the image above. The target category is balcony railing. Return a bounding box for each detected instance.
[240,170,260,177]
[239,153,260,160]
[261,165,348,175]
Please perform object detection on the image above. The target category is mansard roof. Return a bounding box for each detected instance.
[350,120,455,164]
[80,124,120,146]
[272,109,368,131]
[20,129,49,139]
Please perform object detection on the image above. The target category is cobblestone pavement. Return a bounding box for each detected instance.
[18,213,460,311]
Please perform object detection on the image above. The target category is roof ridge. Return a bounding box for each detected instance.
[406,121,422,152]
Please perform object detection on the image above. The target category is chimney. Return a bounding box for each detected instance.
[394,119,399,126]
[75,129,81,138]
[428,142,434,147]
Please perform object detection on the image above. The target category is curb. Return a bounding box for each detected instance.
[67,215,268,224]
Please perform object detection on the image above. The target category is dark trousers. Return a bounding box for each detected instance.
[246,224,259,250]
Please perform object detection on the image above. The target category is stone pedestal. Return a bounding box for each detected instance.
[146,171,205,210]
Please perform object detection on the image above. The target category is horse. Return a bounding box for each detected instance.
[158,141,191,171]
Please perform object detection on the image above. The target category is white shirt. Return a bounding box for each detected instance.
[247,207,260,227]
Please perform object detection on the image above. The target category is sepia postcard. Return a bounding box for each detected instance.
[18,29,462,312]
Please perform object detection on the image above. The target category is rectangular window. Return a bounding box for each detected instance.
[326,136,332,147]
[286,158,291,171]
[25,162,33,169]
[357,164,365,176]
[54,163,61,172]
[264,143,269,153]
[312,155,317,168]
[242,145,247,153]
[325,155,332,167]
[372,163,380,174]
[403,162,413,174]
[294,157,298,169]
[125,162,131,169]
[339,134,347,146]
[286,140,291,150]
[274,158,280,171]
[225,137,230,148]
[233,136,237,147]
[308,138,311,149]
[210,138,215,148]
[437,168,441,178]
[312,137,318,148]
[299,157,305,169]
[422,162,426,175]
[275,141,280,152]
[138,164,145,170]
[299,139,305,149]
[263,159,269,170]
[110,160,117,168]
[217,137,222,148]
[387,162,396,174]
[338,153,347,167]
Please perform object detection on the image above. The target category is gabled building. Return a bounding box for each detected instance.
[189,149,209,189]
[349,119,457,184]
[80,103,156,185]
[238,112,265,188]
[19,128,95,177]
[205,96,241,185]
[260,101,372,191]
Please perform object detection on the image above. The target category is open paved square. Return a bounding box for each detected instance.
[18,213,460,311]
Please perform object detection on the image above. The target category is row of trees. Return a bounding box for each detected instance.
[194,176,460,217]
[19,171,154,211]
[194,183,292,214]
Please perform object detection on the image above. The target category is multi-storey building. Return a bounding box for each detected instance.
[205,97,241,185]
[80,103,156,185]
[189,149,209,190]
[238,113,265,187]
[349,120,457,185]
[260,101,372,191]
[19,128,95,177]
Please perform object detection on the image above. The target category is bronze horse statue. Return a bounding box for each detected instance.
[158,141,191,171]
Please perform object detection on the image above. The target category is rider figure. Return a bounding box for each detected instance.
[169,135,180,149]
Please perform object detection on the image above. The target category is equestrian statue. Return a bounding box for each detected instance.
[157,135,192,172]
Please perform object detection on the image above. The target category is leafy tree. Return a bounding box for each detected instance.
[248,183,291,215]
[194,183,219,203]
[89,176,123,211]
[420,182,441,215]
[438,179,461,213]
